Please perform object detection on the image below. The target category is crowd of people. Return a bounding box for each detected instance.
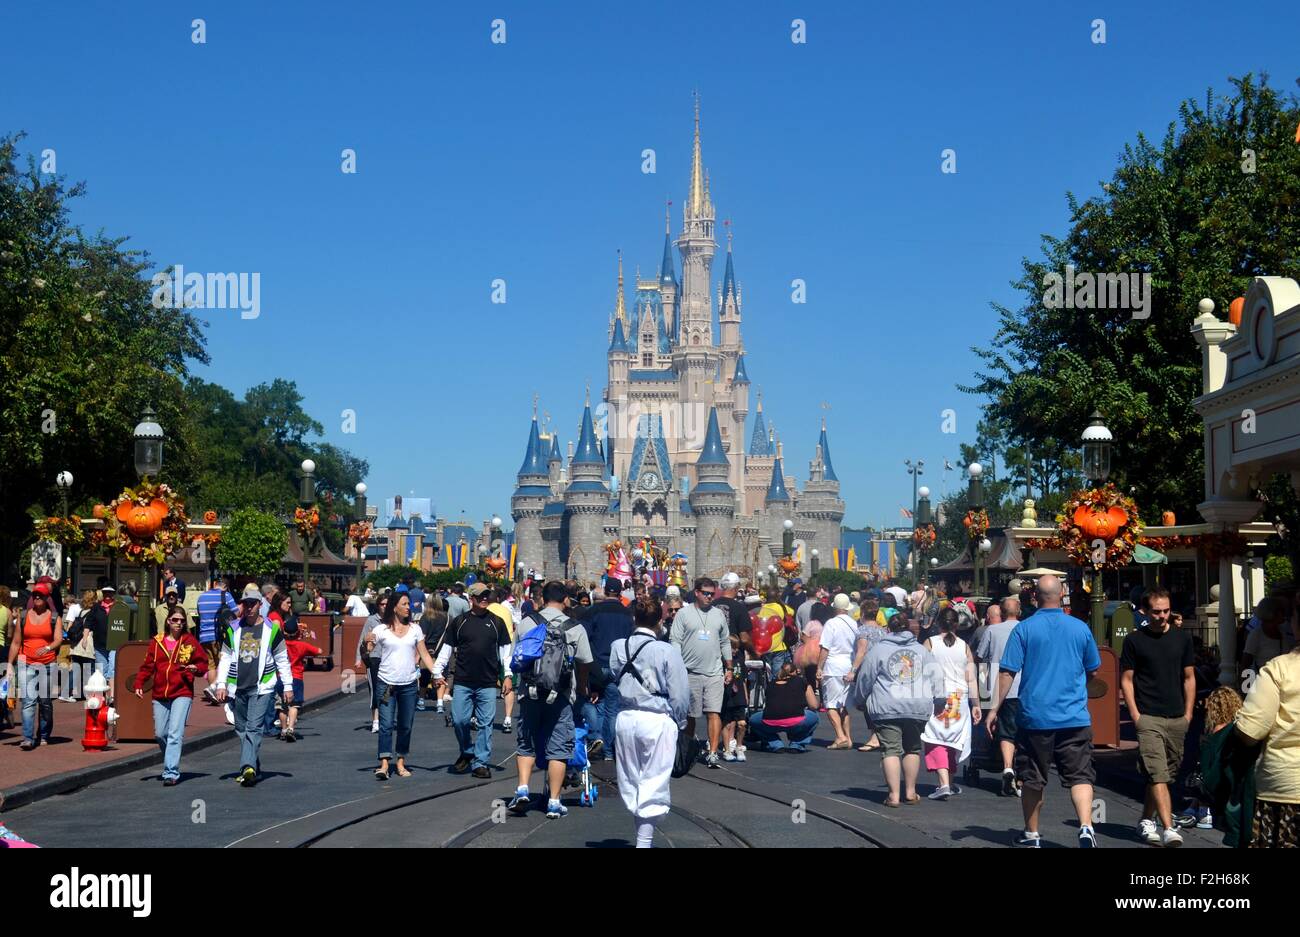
[3,565,1298,849]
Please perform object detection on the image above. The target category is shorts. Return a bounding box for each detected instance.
[875,718,925,758]
[994,698,1021,743]
[517,698,576,762]
[1135,714,1188,785]
[821,675,850,711]
[688,672,724,717]
[1015,726,1096,791]
[291,678,305,704]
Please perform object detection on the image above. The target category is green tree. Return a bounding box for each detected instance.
[216,508,287,577]
[963,75,1300,520]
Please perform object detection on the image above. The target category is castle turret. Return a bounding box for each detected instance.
[510,412,550,573]
[797,419,845,577]
[690,407,735,579]
[563,397,612,581]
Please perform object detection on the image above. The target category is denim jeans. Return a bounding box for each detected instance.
[747,709,818,750]
[378,680,418,760]
[93,649,117,682]
[152,697,192,780]
[451,683,497,769]
[262,678,283,736]
[233,692,274,773]
[589,680,621,757]
[20,662,54,744]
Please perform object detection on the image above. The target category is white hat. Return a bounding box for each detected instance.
[832,593,852,612]
[666,585,682,598]
[745,593,762,607]
[720,572,741,590]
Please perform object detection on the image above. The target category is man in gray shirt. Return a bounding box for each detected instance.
[445,582,470,622]
[977,595,1023,796]
[669,577,732,768]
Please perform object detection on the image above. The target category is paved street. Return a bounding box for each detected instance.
[5,691,1227,849]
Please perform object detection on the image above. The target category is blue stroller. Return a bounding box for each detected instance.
[570,725,599,807]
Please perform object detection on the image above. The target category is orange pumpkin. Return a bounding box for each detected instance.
[486,555,506,573]
[1161,510,1176,527]
[1229,296,1245,327]
[92,504,107,520]
[1073,504,1128,541]
[203,510,218,524]
[116,498,168,537]
[778,556,800,575]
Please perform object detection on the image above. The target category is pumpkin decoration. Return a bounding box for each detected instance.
[1161,510,1176,527]
[117,498,168,538]
[1072,504,1128,542]
[1229,296,1245,327]
[92,503,107,520]
[486,554,507,574]
[203,510,218,525]
[100,480,190,565]
[778,556,800,575]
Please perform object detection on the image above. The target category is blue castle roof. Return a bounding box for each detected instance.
[733,354,750,384]
[819,425,838,483]
[609,317,629,353]
[572,403,603,465]
[517,417,548,477]
[765,458,790,502]
[697,408,729,466]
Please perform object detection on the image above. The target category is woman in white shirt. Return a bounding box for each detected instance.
[922,607,982,799]
[817,594,862,750]
[364,593,437,780]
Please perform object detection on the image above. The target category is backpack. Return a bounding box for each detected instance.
[513,612,574,704]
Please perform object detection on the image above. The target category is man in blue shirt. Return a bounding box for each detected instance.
[989,575,1101,848]
[196,578,238,702]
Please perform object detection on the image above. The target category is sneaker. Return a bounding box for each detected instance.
[502,718,513,735]
[451,756,472,774]
[238,767,257,787]
[224,704,235,725]
[1173,808,1198,829]
[162,778,178,787]
[1160,827,1183,848]
[735,746,746,763]
[470,716,479,730]
[1016,830,1042,848]
[507,786,531,815]
[1137,818,1162,845]
[950,784,962,796]
[284,729,297,743]
[471,766,491,779]
[726,738,737,755]
[416,699,426,711]
[722,750,737,762]
[273,718,281,728]
[928,785,952,800]
[1000,770,1017,797]
[546,799,568,819]
[18,740,35,751]
[435,703,444,714]
[787,743,809,753]
[370,718,379,733]
[1078,825,1098,848]
[704,750,721,769]
[1196,808,1214,830]
[586,737,604,759]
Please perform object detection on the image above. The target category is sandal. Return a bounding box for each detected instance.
[395,766,413,778]
[903,794,921,805]
[828,740,852,750]
[374,767,390,781]
[857,743,881,752]
[884,799,902,808]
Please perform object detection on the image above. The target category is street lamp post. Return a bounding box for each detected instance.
[967,463,986,598]
[300,458,316,587]
[916,485,932,584]
[782,518,794,556]
[56,470,73,590]
[133,407,164,637]
[811,549,819,577]
[768,564,777,591]
[1081,412,1114,642]
[353,482,367,590]
[905,459,924,532]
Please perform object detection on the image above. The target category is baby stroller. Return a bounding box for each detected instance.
[569,725,599,807]
[745,658,771,713]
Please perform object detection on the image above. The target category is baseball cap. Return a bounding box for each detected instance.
[832,593,852,612]
[467,582,490,597]
[240,584,262,603]
[165,584,178,595]
[101,584,116,594]
[666,585,681,599]
[720,572,741,590]
[791,578,803,586]
[32,582,51,596]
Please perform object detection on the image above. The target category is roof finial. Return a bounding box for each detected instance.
[665,199,672,234]
[585,381,591,406]
[614,250,626,324]
[533,393,539,419]
[756,388,763,412]
[725,218,733,250]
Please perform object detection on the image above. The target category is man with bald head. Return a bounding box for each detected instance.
[988,575,1101,848]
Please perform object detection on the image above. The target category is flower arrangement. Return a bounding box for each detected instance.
[294,506,320,542]
[1025,537,1058,551]
[962,509,990,541]
[1057,483,1142,570]
[34,515,85,547]
[912,523,937,550]
[348,521,372,552]
[101,480,190,566]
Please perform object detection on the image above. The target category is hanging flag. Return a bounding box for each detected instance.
[508,542,517,577]
[846,546,856,570]
[900,506,913,519]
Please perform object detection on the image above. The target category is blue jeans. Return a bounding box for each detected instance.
[451,684,497,769]
[20,662,54,744]
[233,692,274,773]
[94,649,116,682]
[263,678,283,736]
[747,709,819,750]
[593,681,621,757]
[152,697,192,780]
[378,680,418,760]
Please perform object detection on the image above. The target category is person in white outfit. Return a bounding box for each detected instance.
[608,596,691,848]
[922,606,982,799]
[817,593,860,750]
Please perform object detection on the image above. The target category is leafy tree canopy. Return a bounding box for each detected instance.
[215,508,288,577]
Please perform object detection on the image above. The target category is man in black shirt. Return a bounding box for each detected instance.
[1119,586,1194,847]
[433,582,512,778]
[582,577,634,759]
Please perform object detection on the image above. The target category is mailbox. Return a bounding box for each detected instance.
[112,641,155,742]
[1087,645,1120,747]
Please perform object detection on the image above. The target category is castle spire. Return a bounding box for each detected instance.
[765,455,790,503]
[721,231,737,301]
[614,250,627,327]
[688,92,705,218]
[516,414,547,477]
[573,400,602,465]
[818,420,838,483]
[697,407,729,467]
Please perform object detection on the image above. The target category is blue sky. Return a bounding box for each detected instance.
[7,1,1299,531]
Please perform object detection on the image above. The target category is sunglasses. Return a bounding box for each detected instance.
[698,591,715,598]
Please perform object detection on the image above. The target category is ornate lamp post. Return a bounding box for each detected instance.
[300,458,316,586]
[353,482,367,589]
[917,485,932,583]
[782,518,794,556]
[905,459,924,531]
[56,470,73,590]
[967,462,986,597]
[768,564,777,591]
[810,548,820,577]
[133,408,164,632]
[517,561,526,584]
[1081,412,1113,639]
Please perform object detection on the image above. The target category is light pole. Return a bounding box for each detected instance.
[917,485,932,583]
[768,564,777,591]
[353,482,367,590]
[1081,412,1113,642]
[782,518,794,557]
[517,561,526,584]
[56,470,73,590]
[967,462,986,598]
[133,407,164,637]
[905,459,924,531]
[300,458,316,587]
[811,548,819,577]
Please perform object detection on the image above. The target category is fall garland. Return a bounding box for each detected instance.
[1058,483,1142,571]
[912,523,937,550]
[34,514,85,547]
[348,521,372,552]
[962,510,990,541]
[1030,531,1249,564]
[294,506,320,542]
[101,480,190,565]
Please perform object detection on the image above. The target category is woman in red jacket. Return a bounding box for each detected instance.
[133,607,209,786]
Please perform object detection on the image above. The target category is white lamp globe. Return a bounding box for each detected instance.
[968,462,982,478]
[918,486,930,498]
[301,459,316,474]
[355,482,367,495]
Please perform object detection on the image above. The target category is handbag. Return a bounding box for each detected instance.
[672,731,701,779]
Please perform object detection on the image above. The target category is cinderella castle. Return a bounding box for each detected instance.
[510,101,845,584]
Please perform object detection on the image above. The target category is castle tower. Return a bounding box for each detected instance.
[673,96,719,398]
[744,393,776,515]
[510,411,549,573]
[730,351,750,500]
[689,407,735,579]
[797,419,845,577]
[563,396,612,581]
[659,204,678,339]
